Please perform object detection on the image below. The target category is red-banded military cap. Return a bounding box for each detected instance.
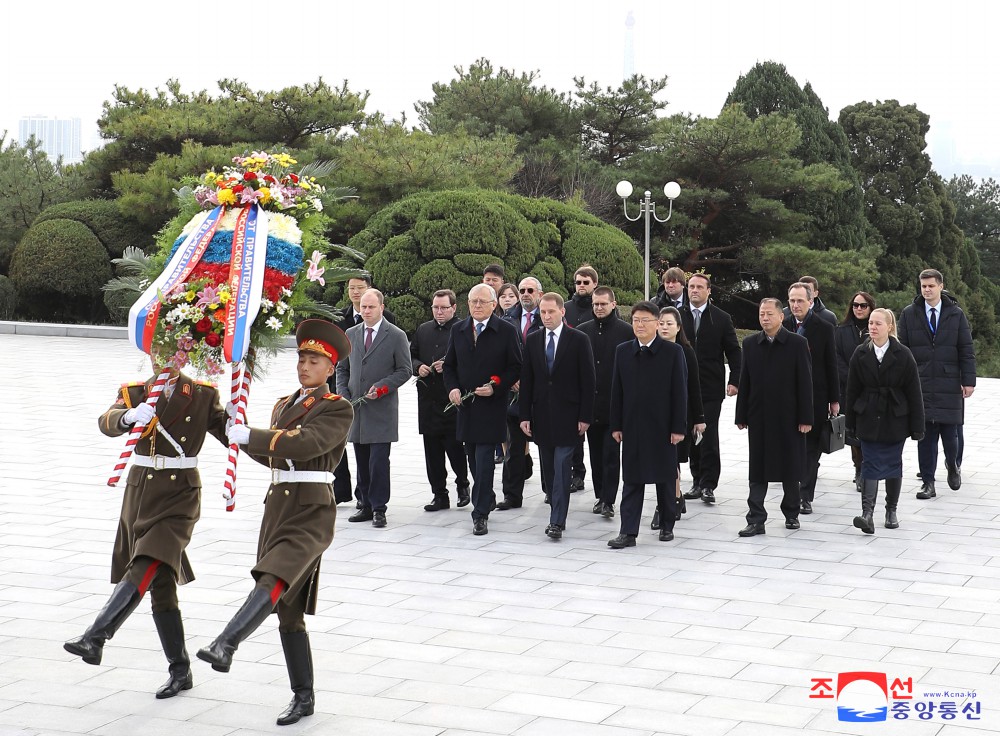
[296,319,350,363]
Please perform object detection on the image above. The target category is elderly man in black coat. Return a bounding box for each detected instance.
[898,269,976,499]
[520,293,596,539]
[577,286,635,517]
[607,301,688,548]
[443,284,522,536]
[783,281,840,515]
[735,298,814,537]
[411,289,470,512]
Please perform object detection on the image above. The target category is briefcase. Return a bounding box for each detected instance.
[821,413,846,454]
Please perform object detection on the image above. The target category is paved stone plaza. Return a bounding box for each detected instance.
[1,331,999,735]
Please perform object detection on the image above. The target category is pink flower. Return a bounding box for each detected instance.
[240,187,262,205]
[306,250,325,286]
[195,284,220,309]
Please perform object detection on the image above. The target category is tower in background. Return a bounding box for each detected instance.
[18,116,83,164]
[623,10,635,80]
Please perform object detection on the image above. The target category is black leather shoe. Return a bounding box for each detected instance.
[785,518,800,530]
[372,511,387,528]
[355,500,363,510]
[701,488,716,504]
[349,508,374,522]
[738,523,766,537]
[543,493,550,505]
[674,500,683,521]
[569,475,585,492]
[496,500,521,511]
[64,581,142,666]
[916,482,936,500]
[607,534,637,549]
[658,530,674,541]
[545,524,563,539]
[683,487,703,499]
[473,519,488,536]
[592,500,603,514]
[680,496,687,515]
[456,485,471,507]
[601,503,615,519]
[800,500,813,515]
[947,464,962,490]
[423,495,450,512]
[650,508,660,530]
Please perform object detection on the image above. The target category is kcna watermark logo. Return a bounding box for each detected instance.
[810,672,982,722]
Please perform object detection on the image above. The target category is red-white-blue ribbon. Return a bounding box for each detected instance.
[223,205,269,364]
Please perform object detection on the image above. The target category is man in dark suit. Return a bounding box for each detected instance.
[680,273,741,505]
[577,286,634,517]
[498,276,543,509]
[411,289,470,512]
[519,293,595,539]
[735,298,813,536]
[783,281,840,515]
[782,275,837,326]
[563,264,598,493]
[654,267,688,310]
[607,301,688,548]
[482,264,507,318]
[443,284,522,536]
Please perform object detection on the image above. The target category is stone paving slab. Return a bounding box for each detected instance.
[1,333,999,734]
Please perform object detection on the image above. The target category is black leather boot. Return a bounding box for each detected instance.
[64,581,141,665]
[276,631,315,726]
[884,477,901,529]
[853,479,878,534]
[197,587,275,672]
[153,609,193,698]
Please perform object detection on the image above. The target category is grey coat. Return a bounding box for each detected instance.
[336,319,412,443]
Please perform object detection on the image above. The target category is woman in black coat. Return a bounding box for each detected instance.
[845,308,924,534]
[655,307,706,522]
[835,291,876,488]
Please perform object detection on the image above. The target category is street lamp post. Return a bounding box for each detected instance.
[617,180,681,301]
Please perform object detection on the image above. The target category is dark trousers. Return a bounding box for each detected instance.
[501,415,529,505]
[746,481,800,525]
[539,444,574,527]
[917,421,960,481]
[620,481,675,536]
[466,443,498,520]
[571,434,586,480]
[800,431,822,503]
[689,399,722,490]
[354,442,391,513]
[333,451,353,504]
[422,432,469,496]
[957,423,965,467]
[587,422,621,505]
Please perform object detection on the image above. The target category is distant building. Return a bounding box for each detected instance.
[17,116,83,164]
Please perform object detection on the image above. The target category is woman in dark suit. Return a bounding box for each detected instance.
[656,307,706,522]
[836,291,876,489]
[845,308,924,534]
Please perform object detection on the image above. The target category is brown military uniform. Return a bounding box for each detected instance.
[99,375,227,584]
[245,383,353,614]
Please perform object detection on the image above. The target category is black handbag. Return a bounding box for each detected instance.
[821,413,847,454]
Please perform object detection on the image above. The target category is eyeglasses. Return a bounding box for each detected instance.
[468,299,495,306]
[852,303,871,309]
[631,318,658,325]
[519,288,536,294]
[575,280,592,285]
[431,305,454,311]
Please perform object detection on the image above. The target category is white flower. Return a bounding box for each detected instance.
[311,197,323,212]
[266,316,282,331]
[281,287,293,298]
[275,301,288,315]
[180,210,210,236]
[260,298,274,311]
[267,212,303,245]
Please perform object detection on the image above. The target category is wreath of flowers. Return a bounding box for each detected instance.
[192,151,325,215]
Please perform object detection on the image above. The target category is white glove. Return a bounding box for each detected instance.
[227,424,251,446]
[124,403,155,426]
[225,401,239,419]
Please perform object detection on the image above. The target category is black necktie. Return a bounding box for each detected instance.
[929,307,937,335]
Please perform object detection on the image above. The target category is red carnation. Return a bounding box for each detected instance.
[377,385,389,397]
[232,184,245,193]
[205,332,221,347]
[490,375,501,386]
[195,318,212,333]
[289,173,299,183]
[244,171,258,181]
[263,174,276,183]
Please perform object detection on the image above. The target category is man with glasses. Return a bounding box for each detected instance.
[607,301,687,548]
[577,287,634,518]
[411,290,471,512]
[499,277,544,509]
[443,285,522,536]
[564,265,598,328]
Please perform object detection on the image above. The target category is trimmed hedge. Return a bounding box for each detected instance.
[34,199,149,258]
[348,189,643,332]
[0,275,16,319]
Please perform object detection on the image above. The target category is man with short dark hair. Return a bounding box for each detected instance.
[411,289,470,512]
[564,265,598,328]
[680,273,741,505]
[797,276,837,326]
[898,268,976,499]
[656,267,688,309]
[483,264,506,317]
[735,298,813,537]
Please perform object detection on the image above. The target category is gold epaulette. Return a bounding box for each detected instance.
[122,381,144,388]
[323,393,343,400]
[194,379,216,388]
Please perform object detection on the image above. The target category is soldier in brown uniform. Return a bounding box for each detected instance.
[64,368,228,700]
[197,319,353,727]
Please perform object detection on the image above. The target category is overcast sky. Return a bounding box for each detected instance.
[4,0,998,177]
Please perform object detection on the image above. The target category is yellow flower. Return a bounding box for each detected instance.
[274,154,296,167]
[217,189,237,205]
[258,186,272,204]
[203,171,218,185]
[185,291,196,302]
[219,291,231,304]
[300,181,311,191]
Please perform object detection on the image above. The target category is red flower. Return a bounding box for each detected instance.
[205,332,221,347]
[243,171,257,181]
[490,375,501,386]
[232,184,245,193]
[377,385,389,397]
[263,174,276,183]
[289,173,299,183]
[195,318,212,333]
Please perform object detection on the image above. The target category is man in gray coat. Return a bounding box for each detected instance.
[336,289,412,527]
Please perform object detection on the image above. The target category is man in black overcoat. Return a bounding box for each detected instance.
[783,282,840,515]
[735,298,814,537]
[443,284,522,536]
[680,273,741,505]
[577,287,635,517]
[520,293,595,539]
[411,289,470,512]
[607,301,688,548]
